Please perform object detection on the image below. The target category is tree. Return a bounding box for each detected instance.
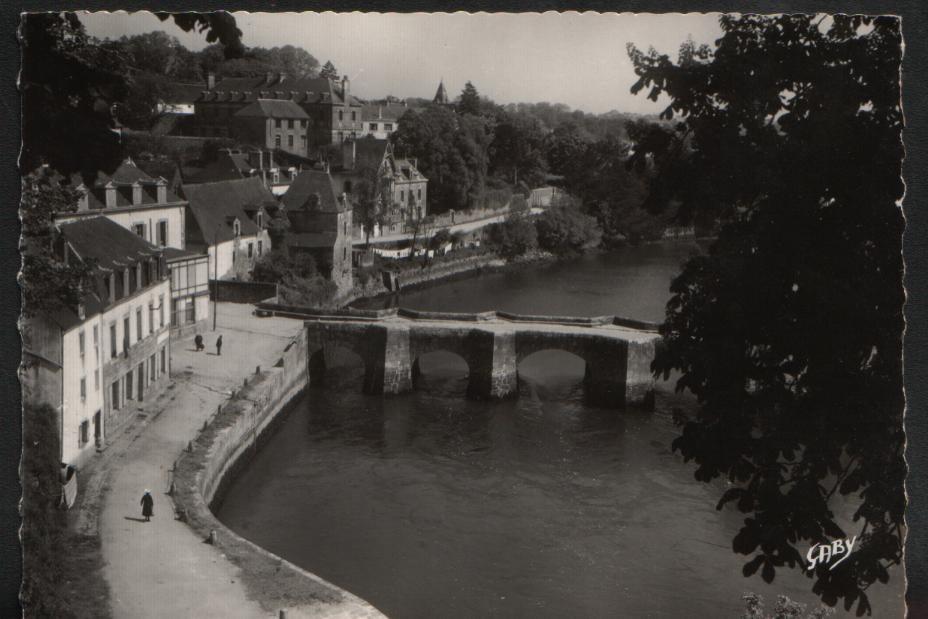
[320,60,339,80]
[391,105,493,212]
[544,122,588,177]
[20,12,243,180]
[353,164,390,247]
[485,213,538,259]
[266,210,292,252]
[489,110,548,186]
[561,133,667,244]
[19,171,95,318]
[252,250,317,284]
[459,81,481,116]
[268,45,320,77]
[534,204,602,255]
[628,15,904,614]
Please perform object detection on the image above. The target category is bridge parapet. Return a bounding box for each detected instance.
[302,310,661,409]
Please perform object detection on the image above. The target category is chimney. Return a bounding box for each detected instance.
[131,182,143,205]
[156,179,167,204]
[266,72,274,85]
[207,72,216,90]
[378,106,383,120]
[104,181,117,208]
[341,76,350,100]
[76,184,89,211]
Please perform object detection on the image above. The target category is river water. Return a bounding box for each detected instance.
[217,242,904,618]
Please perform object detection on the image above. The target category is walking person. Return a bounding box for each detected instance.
[194,334,204,351]
[140,490,154,522]
[216,334,223,356]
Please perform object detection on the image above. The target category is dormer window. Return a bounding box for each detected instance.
[233,218,241,237]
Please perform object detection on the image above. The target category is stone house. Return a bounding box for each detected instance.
[181,177,275,281]
[330,137,428,238]
[22,217,172,467]
[280,169,353,292]
[232,99,310,158]
[192,72,363,152]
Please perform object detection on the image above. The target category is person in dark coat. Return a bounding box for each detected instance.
[216,335,223,356]
[141,490,154,522]
[194,334,204,351]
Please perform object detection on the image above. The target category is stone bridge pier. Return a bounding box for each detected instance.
[305,318,658,409]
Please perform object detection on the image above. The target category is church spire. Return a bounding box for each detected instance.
[433,78,449,105]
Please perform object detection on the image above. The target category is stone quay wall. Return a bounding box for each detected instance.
[171,328,384,617]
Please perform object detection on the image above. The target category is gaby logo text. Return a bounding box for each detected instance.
[806,536,857,571]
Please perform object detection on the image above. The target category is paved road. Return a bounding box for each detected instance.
[353,207,544,246]
[99,304,304,618]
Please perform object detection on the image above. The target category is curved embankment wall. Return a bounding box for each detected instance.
[171,328,385,618]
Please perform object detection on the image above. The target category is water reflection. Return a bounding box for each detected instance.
[218,245,903,618]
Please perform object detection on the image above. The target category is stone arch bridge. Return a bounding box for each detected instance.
[258,305,662,409]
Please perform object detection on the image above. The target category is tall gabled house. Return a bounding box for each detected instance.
[22,217,172,467]
[280,169,353,292]
[330,136,429,237]
[181,177,276,281]
[56,158,211,339]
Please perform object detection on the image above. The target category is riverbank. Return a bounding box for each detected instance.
[341,248,559,308]
[53,303,380,618]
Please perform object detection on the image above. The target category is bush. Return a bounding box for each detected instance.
[252,250,317,284]
[428,228,453,251]
[279,274,338,308]
[20,404,72,617]
[535,204,602,255]
[485,213,539,259]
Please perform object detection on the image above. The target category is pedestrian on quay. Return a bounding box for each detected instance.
[216,334,223,356]
[140,489,154,522]
[194,334,204,351]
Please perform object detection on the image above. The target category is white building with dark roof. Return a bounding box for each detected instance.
[182,177,275,281]
[361,102,409,139]
[22,217,172,466]
[56,158,211,338]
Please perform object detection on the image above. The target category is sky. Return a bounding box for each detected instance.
[78,11,722,115]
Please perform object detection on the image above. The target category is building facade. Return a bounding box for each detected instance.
[361,103,409,139]
[182,177,275,281]
[233,99,310,158]
[56,158,211,340]
[281,169,353,292]
[331,137,428,238]
[22,217,172,467]
[192,72,363,152]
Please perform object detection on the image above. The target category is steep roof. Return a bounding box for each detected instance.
[281,169,346,213]
[361,103,409,122]
[47,217,166,330]
[288,231,338,248]
[182,177,276,243]
[163,82,205,104]
[394,158,427,182]
[433,80,450,105]
[235,99,309,119]
[59,216,163,271]
[198,75,362,107]
[72,158,184,210]
[332,136,391,173]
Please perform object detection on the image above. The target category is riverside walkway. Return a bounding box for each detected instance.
[91,303,376,618]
